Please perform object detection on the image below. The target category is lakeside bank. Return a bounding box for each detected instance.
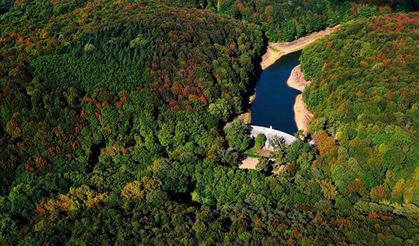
[239,25,340,154]
[262,25,340,134]
[287,65,313,134]
[249,51,300,133]
[260,25,340,70]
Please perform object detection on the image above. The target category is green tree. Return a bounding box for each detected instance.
[269,135,286,150]
[224,120,250,151]
[254,133,266,149]
[0,215,18,244]
[208,98,233,121]
[255,157,270,172]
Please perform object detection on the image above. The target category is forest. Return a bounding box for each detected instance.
[301,13,418,205]
[0,0,418,244]
[166,0,417,41]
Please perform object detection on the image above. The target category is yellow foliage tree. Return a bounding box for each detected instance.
[36,185,108,221]
[391,178,405,202]
[121,177,162,200]
[317,179,338,200]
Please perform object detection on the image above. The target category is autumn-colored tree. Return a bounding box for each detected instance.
[370,185,387,201]
[121,177,162,201]
[317,179,338,200]
[313,130,336,156]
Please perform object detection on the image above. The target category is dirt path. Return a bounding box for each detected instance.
[261,25,340,70]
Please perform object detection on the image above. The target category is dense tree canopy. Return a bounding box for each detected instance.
[0,0,418,244]
[167,0,417,41]
[301,12,418,205]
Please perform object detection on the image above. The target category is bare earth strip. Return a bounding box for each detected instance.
[287,65,313,134]
[240,26,339,169]
[287,65,310,92]
[280,26,341,134]
[294,94,313,134]
[239,157,259,170]
[261,25,340,70]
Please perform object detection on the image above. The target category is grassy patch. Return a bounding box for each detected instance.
[244,149,261,158]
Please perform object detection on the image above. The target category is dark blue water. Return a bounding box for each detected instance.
[250,51,301,134]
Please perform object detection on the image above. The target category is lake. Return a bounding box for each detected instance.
[250,51,301,134]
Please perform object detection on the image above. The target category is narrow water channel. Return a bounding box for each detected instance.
[250,51,301,134]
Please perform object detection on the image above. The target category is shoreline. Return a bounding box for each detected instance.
[287,65,310,92]
[294,94,313,134]
[287,65,313,134]
[240,25,339,137]
[261,25,340,70]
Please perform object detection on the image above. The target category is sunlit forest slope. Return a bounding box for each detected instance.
[0,0,418,244]
[301,13,418,204]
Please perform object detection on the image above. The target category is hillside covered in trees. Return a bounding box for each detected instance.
[0,0,418,244]
[168,0,417,41]
[301,12,419,205]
